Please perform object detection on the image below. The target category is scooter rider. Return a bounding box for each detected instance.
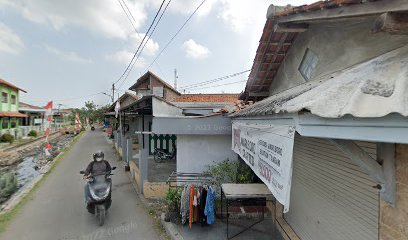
[83,151,112,206]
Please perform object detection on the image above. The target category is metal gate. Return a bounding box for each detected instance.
[284,135,379,240]
[149,134,177,155]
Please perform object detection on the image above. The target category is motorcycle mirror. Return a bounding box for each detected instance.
[112,167,117,170]
[79,170,85,174]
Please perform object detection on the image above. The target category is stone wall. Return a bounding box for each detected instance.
[380,144,408,240]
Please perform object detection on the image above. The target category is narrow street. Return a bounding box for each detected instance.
[0,130,161,240]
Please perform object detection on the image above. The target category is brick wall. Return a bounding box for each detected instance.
[380,144,408,240]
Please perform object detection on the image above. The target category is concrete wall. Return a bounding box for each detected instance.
[269,17,408,95]
[152,98,182,117]
[380,144,408,240]
[176,135,238,173]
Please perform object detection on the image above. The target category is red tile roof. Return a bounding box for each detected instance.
[0,112,27,117]
[0,79,27,93]
[174,94,239,103]
[240,0,383,100]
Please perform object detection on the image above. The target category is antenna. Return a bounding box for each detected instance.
[174,68,178,90]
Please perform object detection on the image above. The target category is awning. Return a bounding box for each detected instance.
[232,44,408,119]
[0,112,28,117]
[232,122,295,212]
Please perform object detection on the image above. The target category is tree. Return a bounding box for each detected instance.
[70,101,109,125]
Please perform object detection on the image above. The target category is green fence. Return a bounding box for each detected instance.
[149,134,177,155]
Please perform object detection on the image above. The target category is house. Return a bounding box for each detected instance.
[0,79,27,138]
[19,102,45,136]
[230,1,408,240]
[113,71,241,198]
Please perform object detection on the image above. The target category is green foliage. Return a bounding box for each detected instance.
[0,133,14,143]
[69,101,110,126]
[165,188,182,212]
[204,159,253,188]
[27,130,38,137]
[0,173,18,204]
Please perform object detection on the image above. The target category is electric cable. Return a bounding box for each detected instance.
[145,0,206,71]
[114,0,166,85]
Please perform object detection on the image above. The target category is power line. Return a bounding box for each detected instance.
[118,0,172,89]
[187,80,247,91]
[117,0,141,38]
[145,0,206,71]
[114,0,166,85]
[178,70,250,90]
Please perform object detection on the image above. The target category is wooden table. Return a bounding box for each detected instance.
[221,184,273,239]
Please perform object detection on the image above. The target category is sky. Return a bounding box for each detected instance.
[0,0,316,108]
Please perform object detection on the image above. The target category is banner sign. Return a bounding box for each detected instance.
[232,123,295,212]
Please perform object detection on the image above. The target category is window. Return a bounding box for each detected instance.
[2,117,9,129]
[299,48,319,81]
[2,92,8,103]
[11,95,16,105]
[10,118,17,128]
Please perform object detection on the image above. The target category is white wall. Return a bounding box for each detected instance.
[152,98,182,117]
[177,135,238,173]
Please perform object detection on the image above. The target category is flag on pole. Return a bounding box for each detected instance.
[75,112,81,133]
[44,101,53,156]
[115,101,120,118]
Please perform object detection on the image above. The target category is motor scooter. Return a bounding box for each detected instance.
[80,167,116,226]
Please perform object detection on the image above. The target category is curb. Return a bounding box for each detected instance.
[160,214,184,240]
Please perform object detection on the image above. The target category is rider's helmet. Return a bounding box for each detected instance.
[93,151,104,162]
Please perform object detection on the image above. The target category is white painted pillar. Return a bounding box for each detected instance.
[138,133,149,194]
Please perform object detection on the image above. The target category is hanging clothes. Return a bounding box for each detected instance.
[180,185,190,225]
[199,187,207,226]
[189,184,195,228]
[204,186,216,225]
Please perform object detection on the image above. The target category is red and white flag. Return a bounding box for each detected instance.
[44,101,53,155]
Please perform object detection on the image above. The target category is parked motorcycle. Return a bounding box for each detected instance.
[80,166,116,226]
[153,148,176,163]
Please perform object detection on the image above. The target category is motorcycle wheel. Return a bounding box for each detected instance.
[154,152,163,163]
[97,205,105,226]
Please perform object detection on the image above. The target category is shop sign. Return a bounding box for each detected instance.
[232,123,295,212]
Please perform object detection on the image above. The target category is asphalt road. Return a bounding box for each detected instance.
[1,130,161,240]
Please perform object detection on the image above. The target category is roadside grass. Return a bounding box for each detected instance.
[0,131,86,235]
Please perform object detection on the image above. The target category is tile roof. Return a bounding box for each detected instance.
[0,79,27,93]
[129,71,181,95]
[240,0,383,101]
[174,94,239,103]
[232,44,408,118]
[0,112,28,117]
[19,102,43,110]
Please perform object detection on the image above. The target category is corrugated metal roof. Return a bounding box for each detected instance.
[231,44,408,118]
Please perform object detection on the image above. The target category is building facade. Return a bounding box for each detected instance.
[232,1,408,240]
[0,79,27,137]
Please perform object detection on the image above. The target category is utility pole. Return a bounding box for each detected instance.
[112,83,115,103]
[174,69,178,90]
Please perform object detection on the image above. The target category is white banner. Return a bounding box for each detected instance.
[232,123,295,212]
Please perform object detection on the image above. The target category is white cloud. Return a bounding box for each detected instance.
[0,0,147,39]
[129,33,159,57]
[44,44,92,64]
[0,21,24,55]
[106,32,159,67]
[182,39,210,59]
[106,50,146,69]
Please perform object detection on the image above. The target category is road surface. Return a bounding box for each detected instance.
[0,130,161,240]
